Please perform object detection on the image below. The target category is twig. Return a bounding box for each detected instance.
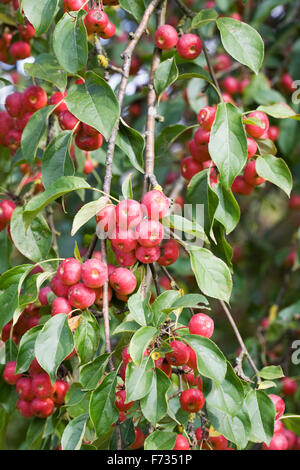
[149,263,161,296]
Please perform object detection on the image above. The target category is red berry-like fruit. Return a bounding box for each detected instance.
[247,137,257,158]
[222,76,239,95]
[16,377,34,401]
[141,190,170,220]
[109,267,137,295]
[24,86,47,112]
[0,111,14,139]
[114,249,137,267]
[49,91,68,115]
[158,239,179,266]
[0,199,16,225]
[173,434,190,450]
[116,199,143,229]
[281,73,295,93]
[38,286,52,306]
[17,398,34,418]
[5,91,24,118]
[281,377,297,396]
[269,394,285,419]
[51,297,72,317]
[57,258,82,286]
[165,340,190,366]
[176,34,202,60]
[135,245,161,264]
[195,427,203,444]
[52,380,70,405]
[29,358,44,377]
[129,428,145,450]
[32,373,53,399]
[245,111,269,139]
[99,22,116,39]
[197,106,216,131]
[283,428,296,450]
[3,361,21,385]
[68,283,96,309]
[186,346,197,370]
[31,397,54,418]
[81,258,108,288]
[181,156,202,181]
[243,160,265,186]
[85,8,109,34]
[58,110,80,132]
[75,131,103,151]
[189,313,214,338]
[262,433,288,450]
[180,388,205,412]
[155,24,178,50]
[231,175,254,195]
[9,41,31,60]
[50,275,70,297]
[136,219,164,248]
[214,54,231,72]
[110,227,137,253]
[62,0,88,12]
[268,125,280,141]
[115,389,134,411]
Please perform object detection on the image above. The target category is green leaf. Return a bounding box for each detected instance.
[110,419,135,450]
[0,265,32,290]
[121,173,133,200]
[23,0,59,35]
[189,247,232,302]
[26,418,47,450]
[42,131,74,189]
[23,176,91,227]
[216,17,264,74]
[256,154,292,197]
[129,326,158,366]
[184,334,227,383]
[245,390,275,445]
[89,372,118,436]
[16,326,42,374]
[0,284,18,331]
[24,54,67,91]
[206,363,251,448]
[125,355,155,402]
[280,415,300,436]
[71,197,110,236]
[162,293,209,314]
[21,106,55,165]
[192,9,218,27]
[154,58,178,99]
[35,314,74,382]
[65,71,119,141]
[155,124,195,156]
[212,183,240,234]
[116,120,144,173]
[127,292,148,327]
[258,365,284,380]
[209,102,247,189]
[151,290,181,326]
[11,207,52,263]
[119,0,145,21]
[144,431,177,450]
[257,103,300,120]
[140,368,171,426]
[163,214,208,243]
[80,354,110,391]
[61,414,88,450]
[53,11,88,74]
[74,310,101,364]
[112,321,140,335]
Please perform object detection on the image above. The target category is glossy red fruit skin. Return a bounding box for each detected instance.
[195,427,203,444]
[269,394,285,419]
[9,41,31,60]
[114,249,137,267]
[18,22,36,40]
[181,156,202,181]
[245,111,269,139]
[281,73,295,93]
[115,389,134,411]
[109,267,137,295]
[130,428,145,450]
[5,129,22,152]
[58,110,80,132]
[222,76,239,95]
[99,22,116,39]
[197,106,216,131]
[23,86,47,112]
[0,111,14,139]
[189,139,210,163]
[155,24,178,50]
[31,397,55,418]
[85,9,109,33]
[283,428,296,450]
[281,377,297,396]
[122,345,131,367]
[231,175,254,195]
[38,286,52,306]
[52,380,70,405]
[289,194,300,210]
[247,137,257,158]
[189,313,214,338]
[50,275,70,298]
[17,398,34,418]
[141,190,170,220]
[68,283,96,309]
[193,127,210,148]
[49,91,68,115]
[158,239,179,266]
[214,54,232,72]
[116,199,143,229]
[243,160,265,186]
[176,34,202,60]
[209,434,228,450]
[32,373,53,399]
[110,228,137,253]
[186,346,197,370]
[136,219,164,248]
[173,434,190,450]
[16,112,34,132]
[81,258,108,288]
[62,0,88,12]
[57,258,82,286]
[268,125,280,141]
[16,377,34,401]
[179,388,205,412]
[5,91,24,118]
[75,131,103,151]
[262,433,288,450]
[155,357,172,377]
[3,361,22,385]
[0,199,16,224]
[135,245,161,264]
[51,297,72,317]
[29,358,44,377]
[165,340,190,366]
[96,205,116,233]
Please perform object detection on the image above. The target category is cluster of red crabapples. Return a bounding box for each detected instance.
[95,190,180,277]
[155,24,203,61]
[2,359,69,419]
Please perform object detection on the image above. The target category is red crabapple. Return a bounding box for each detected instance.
[189,139,210,163]
[3,361,22,385]
[49,91,68,115]
[281,73,295,93]
[129,428,145,450]
[269,394,285,419]
[135,245,161,264]
[52,380,70,405]
[222,76,239,95]
[96,204,116,233]
[135,219,164,247]
[268,126,280,141]
[9,41,31,60]
[51,297,72,317]
[62,0,88,12]
[209,434,228,450]
[84,9,109,34]
[5,91,24,118]
[245,111,269,139]
[0,199,16,224]
[141,190,170,220]
[23,86,47,112]
[109,267,137,295]
[38,286,52,305]
[158,239,179,266]
[165,340,190,366]
[179,388,205,412]
[214,54,232,72]
[31,397,54,418]
[173,434,190,450]
[180,156,203,181]
[186,346,197,370]
[283,428,296,450]
[231,176,254,195]
[155,25,178,50]
[57,258,82,286]
[75,131,103,150]
[188,313,214,338]
[115,389,134,412]
[281,377,297,396]
[81,258,108,288]
[243,160,265,186]
[262,433,288,450]
[17,399,34,418]
[116,199,143,229]
[114,249,137,267]
[197,106,216,131]
[29,358,44,377]
[110,228,137,253]
[50,275,70,297]
[16,377,34,401]
[176,34,202,60]
[32,373,53,399]
[58,110,80,132]
[99,22,116,39]
[247,137,257,158]
[68,283,96,309]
